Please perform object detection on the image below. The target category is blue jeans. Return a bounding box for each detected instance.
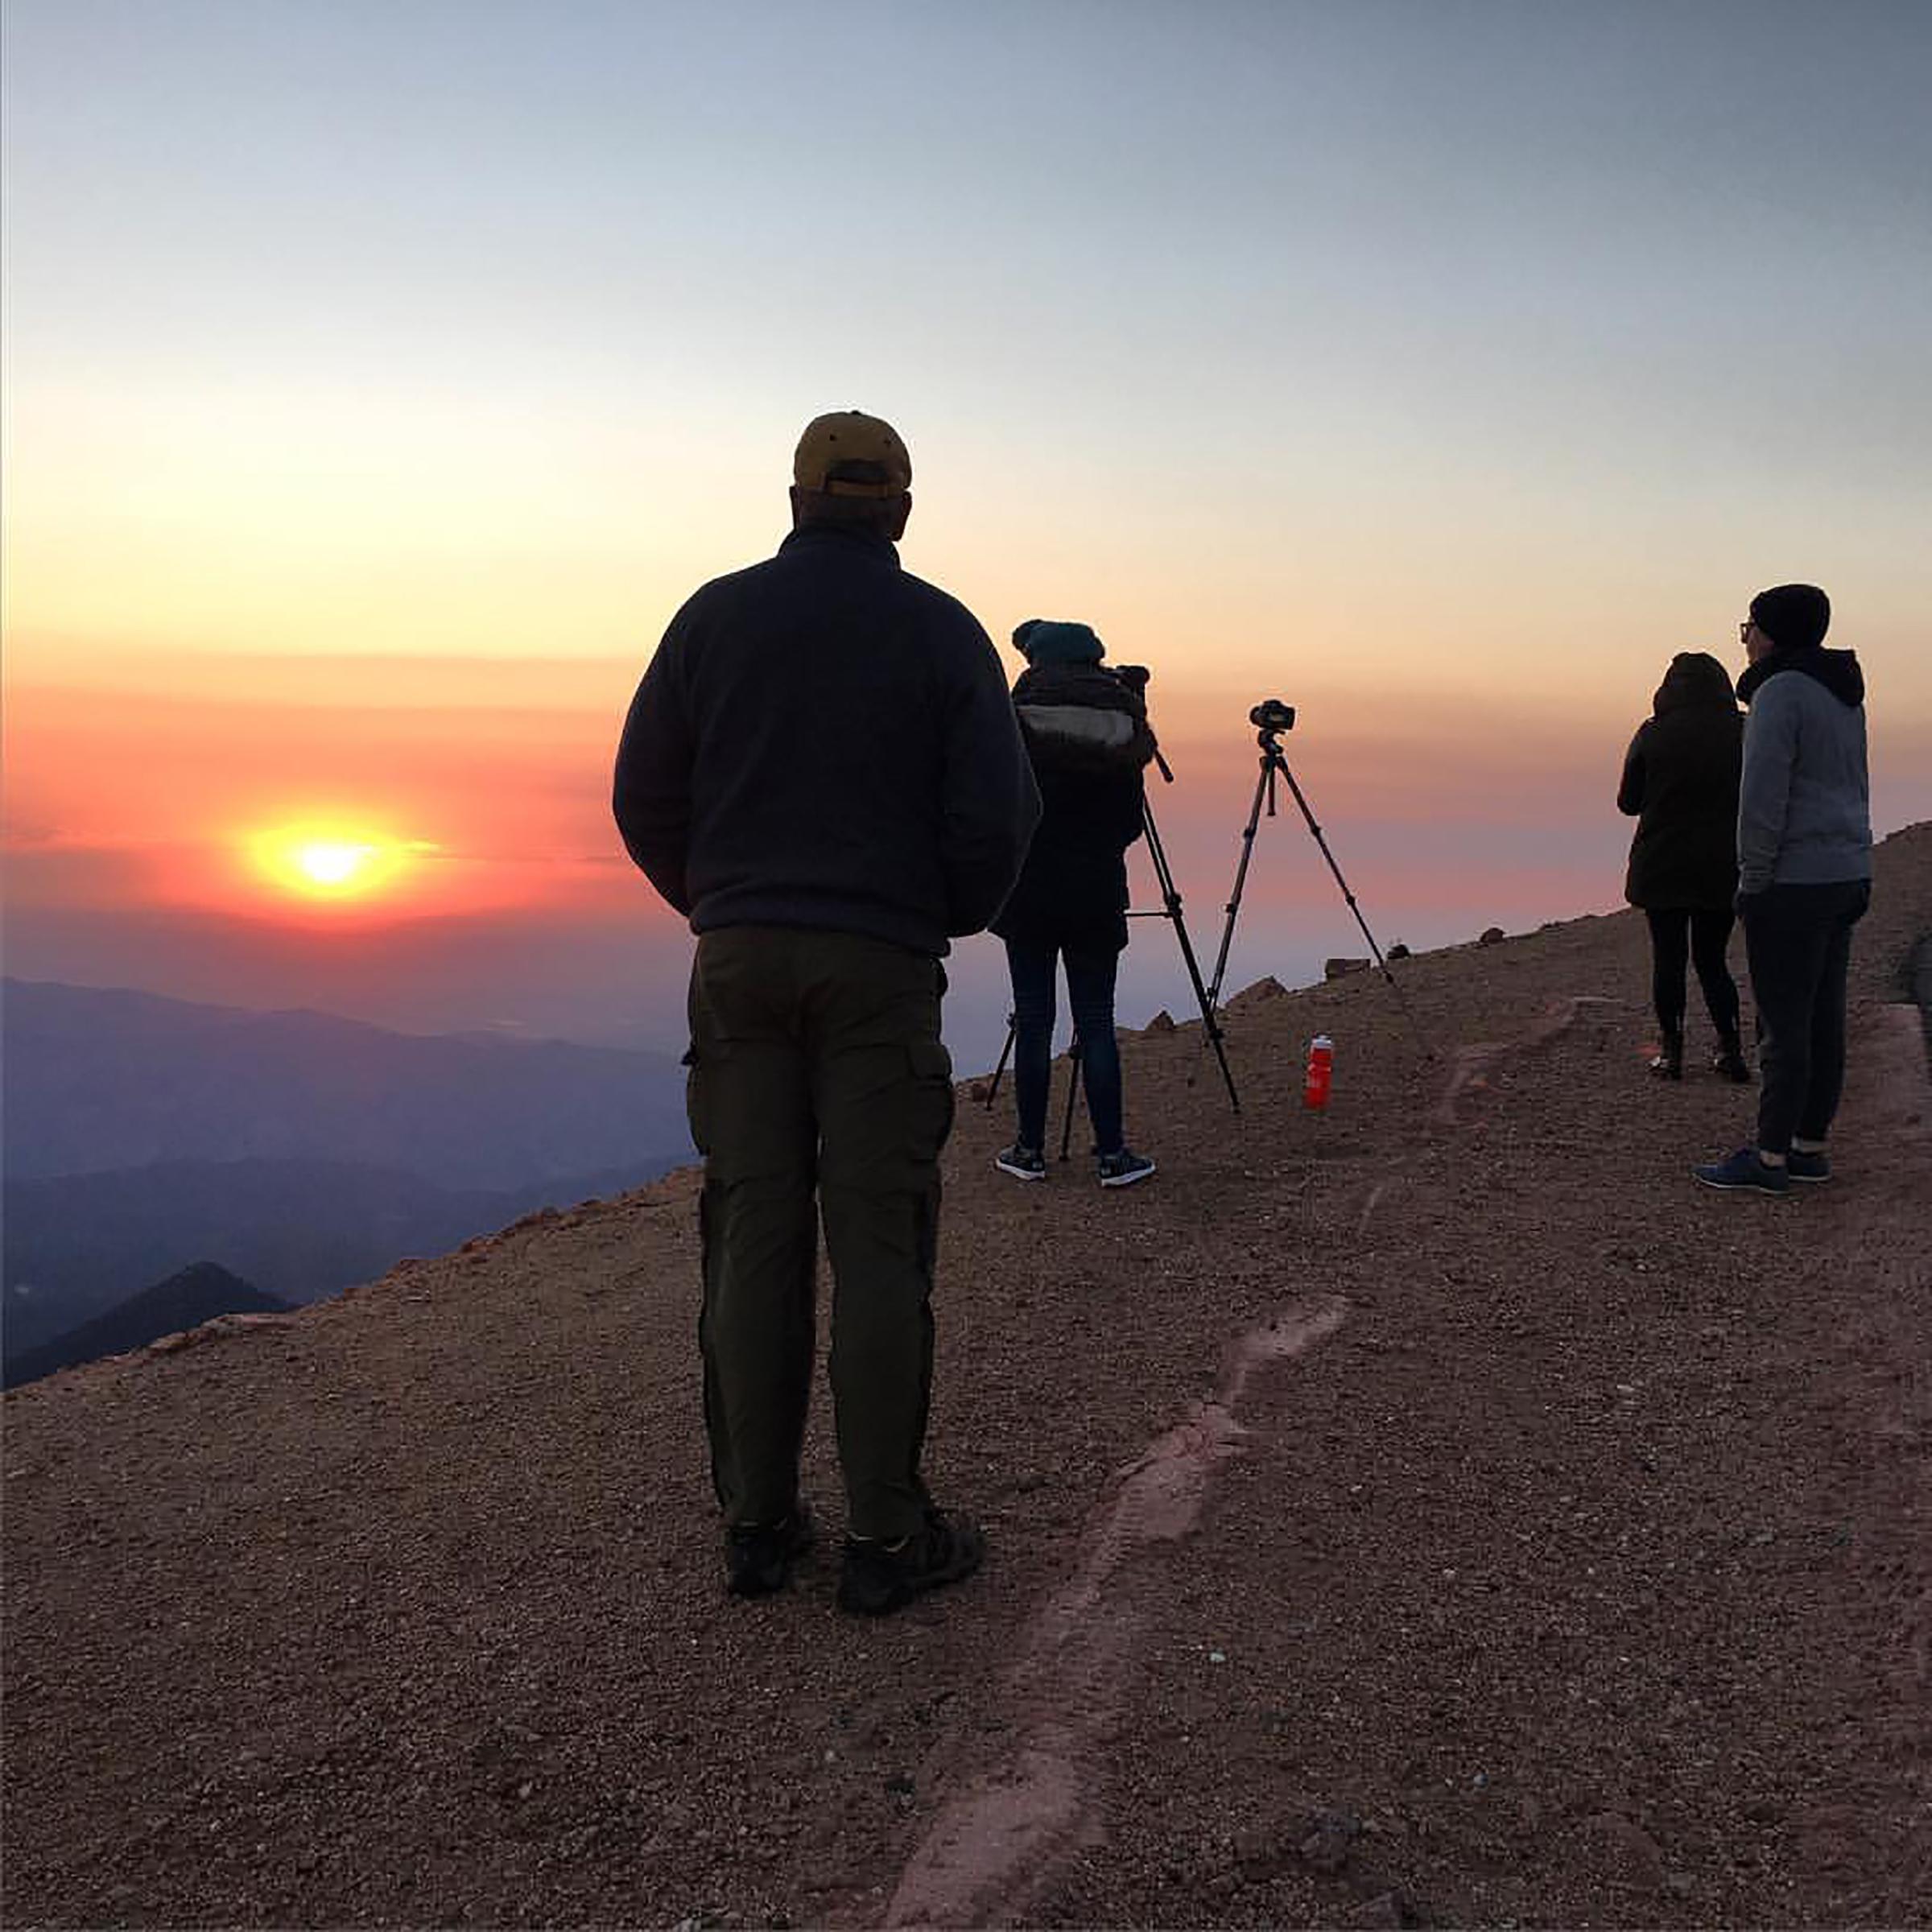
[1004,938,1124,1156]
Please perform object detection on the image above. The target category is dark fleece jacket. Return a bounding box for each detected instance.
[990,662,1150,951]
[613,524,1040,956]
[1617,651,1743,911]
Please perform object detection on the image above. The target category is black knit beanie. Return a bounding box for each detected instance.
[1749,583,1831,652]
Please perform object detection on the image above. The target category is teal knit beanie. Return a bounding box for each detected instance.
[1012,618,1104,666]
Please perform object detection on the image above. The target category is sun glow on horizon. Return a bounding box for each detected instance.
[249,824,437,905]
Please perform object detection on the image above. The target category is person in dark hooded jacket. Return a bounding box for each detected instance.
[989,620,1158,1187]
[1695,583,1872,1197]
[1617,650,1748,1081]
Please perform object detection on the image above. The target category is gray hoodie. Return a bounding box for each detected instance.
[1735,647,1871,893]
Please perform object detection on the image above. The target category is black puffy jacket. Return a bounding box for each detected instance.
[1617,652,1743,911]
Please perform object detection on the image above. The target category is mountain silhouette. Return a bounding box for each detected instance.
[2,1261,285,1388]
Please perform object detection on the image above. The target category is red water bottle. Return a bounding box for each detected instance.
[1303,1033,1333,1110]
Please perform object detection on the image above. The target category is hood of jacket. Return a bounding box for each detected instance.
[1652,650,1738,716]
[1737,645,1865,708]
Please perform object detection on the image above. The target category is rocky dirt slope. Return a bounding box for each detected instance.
[6,824,1929,1929]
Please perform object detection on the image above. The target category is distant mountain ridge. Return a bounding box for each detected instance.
[2,980,693,1365]
[2,1261,285,1389]
[0,1154,648,1366]
[2,978,691,1190]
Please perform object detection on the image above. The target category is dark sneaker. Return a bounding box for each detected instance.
[994,1143,1046,1182]
[836,1508,985,1616]
[724,1505,814,1599]
[1649,1052,1682,1080]
[1694,1148,1790,1196]
[1712,1047,1752,1084]
[1785,1148,1832,1183]
[1097,1147,1157,1188]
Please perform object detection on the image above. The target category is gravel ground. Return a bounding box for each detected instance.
[6,824,1928,1929]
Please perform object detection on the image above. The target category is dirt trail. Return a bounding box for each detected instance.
[5,824,1928,1928]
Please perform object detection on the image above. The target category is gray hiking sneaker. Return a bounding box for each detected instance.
[837,1508,985,1616]
[1096,1147,1157,1188]
[724,1504,815,1599]
[994,1143,1046,1181]
[1785,1148,1831,1183]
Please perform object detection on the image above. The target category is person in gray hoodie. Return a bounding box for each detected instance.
[1695,584,1872,1196]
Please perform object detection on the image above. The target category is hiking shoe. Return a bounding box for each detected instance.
[1693,1148,1790,1197]
[994,1143,1046,1182]
[1649,1051,1682,1081]
[1785,1148,1832,1183]
[836,1508,985,1616]
[1712,1047,1752,1084]
[724,1504,814,1599]
[1097,1147,1157,1188]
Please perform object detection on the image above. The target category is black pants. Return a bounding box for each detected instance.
[685,927,955,1541]
[1741,879,1870,1155]
[1644,906,1740,1043]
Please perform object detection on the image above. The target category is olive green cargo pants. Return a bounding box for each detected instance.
[684,925,956,1542]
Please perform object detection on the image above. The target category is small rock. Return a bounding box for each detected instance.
[1146,1010,1177,1034]
[1324,957,1371,980]
[1387,942,1411,960]
[1580,1810,1664,1890]
[1479,926,1506,946]
[1297,1808,1362,1873]
[1348,1895,1406,1929]
[1232,1827,1285,1876]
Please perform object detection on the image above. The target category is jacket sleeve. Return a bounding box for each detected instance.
[1736,680,1797,894]
[939,633,1043,936]
[1616,727,1646,816]
[612,622,696,917]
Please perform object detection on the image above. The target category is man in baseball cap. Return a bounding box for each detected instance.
[615,411,1039,1612]
[791,409,912,497]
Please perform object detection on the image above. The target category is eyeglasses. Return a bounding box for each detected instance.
[1739,620,1756,640]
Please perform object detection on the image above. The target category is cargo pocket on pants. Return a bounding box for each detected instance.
[683,1045,711,1158]
[906,1039,956,1164]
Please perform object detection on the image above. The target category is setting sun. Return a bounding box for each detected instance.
[295,840,377,887]
[248,824,436,904]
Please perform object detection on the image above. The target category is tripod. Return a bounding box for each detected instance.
[984,770,1241,1152]
[1204,710,1430,1054]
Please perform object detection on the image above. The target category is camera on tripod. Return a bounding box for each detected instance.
[1108,663,1152,695]
[1249,699,1296,734]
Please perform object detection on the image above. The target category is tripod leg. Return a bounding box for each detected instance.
[983,1015,1017,1108]
[1059,1034,1084,1161]
[1141,800,1240,1113]
[1272,752,1437,1059]
[1205,753,1277,1020]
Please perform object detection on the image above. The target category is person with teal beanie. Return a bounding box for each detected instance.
[991,618,1158,1187]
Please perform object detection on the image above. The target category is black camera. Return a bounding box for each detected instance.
[1249,699,1296,733]
[1109,663,1152,694]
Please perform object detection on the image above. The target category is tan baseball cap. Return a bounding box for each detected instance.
[793,410,912,497]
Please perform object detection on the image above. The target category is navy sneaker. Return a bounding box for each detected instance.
[837,1508,985,1616]
[1785,1148,1832,1183]
[1097,1147,1157,1188]
[1694,1147,1790,1196]
[1711,1046,1753,1084]
[724,1504,815,1598]
[994,1143,1046,1182]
